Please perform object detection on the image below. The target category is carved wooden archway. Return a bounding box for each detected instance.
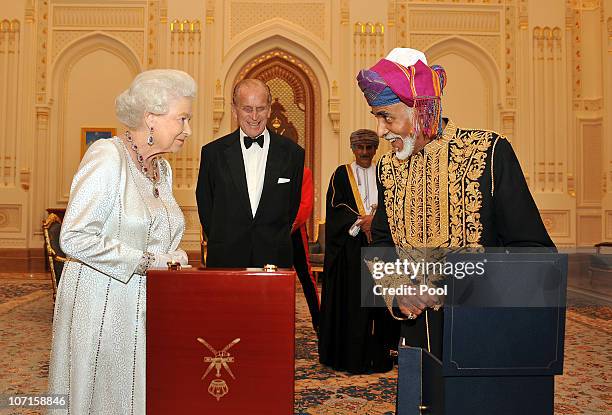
[234,49,320,238]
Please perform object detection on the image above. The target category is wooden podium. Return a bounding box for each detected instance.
[146,267,296,414]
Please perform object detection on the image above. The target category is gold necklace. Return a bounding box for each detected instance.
[125,131,160,197]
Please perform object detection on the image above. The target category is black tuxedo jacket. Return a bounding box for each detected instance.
[196,129,305,268]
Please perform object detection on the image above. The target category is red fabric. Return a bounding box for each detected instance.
[292,167,318,304]
[293,167,313,230]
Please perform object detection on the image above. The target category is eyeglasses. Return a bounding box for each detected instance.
[351,144,377,151]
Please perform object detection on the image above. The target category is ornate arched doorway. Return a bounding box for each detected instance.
[234,49,320,237]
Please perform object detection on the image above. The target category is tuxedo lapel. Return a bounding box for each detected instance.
[223,130,252,218]
[255,133,283,220]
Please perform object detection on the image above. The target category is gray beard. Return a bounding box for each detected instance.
[394,135,416,160]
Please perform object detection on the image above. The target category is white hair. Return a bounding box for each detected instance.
[115,69,197,128]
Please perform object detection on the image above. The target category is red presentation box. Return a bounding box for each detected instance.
[146,268,296,414]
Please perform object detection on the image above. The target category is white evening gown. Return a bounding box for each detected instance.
[48,137,185,414]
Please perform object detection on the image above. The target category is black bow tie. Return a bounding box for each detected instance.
[243,135,264,149]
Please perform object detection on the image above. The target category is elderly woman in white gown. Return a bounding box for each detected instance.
[48,69,196,414]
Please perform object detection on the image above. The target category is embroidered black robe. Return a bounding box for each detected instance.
[371,120,555,359]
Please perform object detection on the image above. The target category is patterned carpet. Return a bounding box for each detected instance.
[0,272,610,414]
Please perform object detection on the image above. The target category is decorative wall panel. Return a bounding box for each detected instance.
[578,122,603,205]
[341,0,349,25]
[540,210,571,237]
[567,0,604,111]
[504,0,517,106]
[577,214,601,246]
[0,205,22,233]
[532,26,566,194]
[570,2,582,104]
[182,207,201,236]
[167,18,202,189]
[518,0,528,29]
[147,0,160,67]
[35,0,49,104]
[52,30,145,62]
[389,0,510,136]
[179,206,202,250]
[52,6,144,27]
[230,1,327,40]
[409,33,448,53]
[110,31,145,61]
[352,22,385,130]
[49,3,149,66]
[392,0,408,47]
[212,79,224,133]
[267,78,305,148]
[0,239,26,247]
[0,19,21,187]
[206,0,215,24]
[52,30,87,61]
[408,10,500,32]
[411,33,501,67]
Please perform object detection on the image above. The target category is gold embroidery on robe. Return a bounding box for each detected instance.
[375,121,506,316]
[378,120,500,250]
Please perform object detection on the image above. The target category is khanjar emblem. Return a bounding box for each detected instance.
[197,337,241,401]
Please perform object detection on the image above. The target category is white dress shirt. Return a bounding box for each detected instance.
[350,161,378,214]
[240,128,270,217]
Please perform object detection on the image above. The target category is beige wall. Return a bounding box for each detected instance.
[0,0,610,250]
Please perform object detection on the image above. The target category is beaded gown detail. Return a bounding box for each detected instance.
[48,137,185,414]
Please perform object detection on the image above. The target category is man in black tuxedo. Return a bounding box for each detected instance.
[196,79,305,268]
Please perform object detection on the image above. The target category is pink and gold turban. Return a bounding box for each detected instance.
[357,49,447,138]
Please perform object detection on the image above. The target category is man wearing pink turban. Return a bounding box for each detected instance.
[357,48,555,360]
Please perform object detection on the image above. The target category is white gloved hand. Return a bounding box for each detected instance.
[169,249,188,265]
[152,253,174,268]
